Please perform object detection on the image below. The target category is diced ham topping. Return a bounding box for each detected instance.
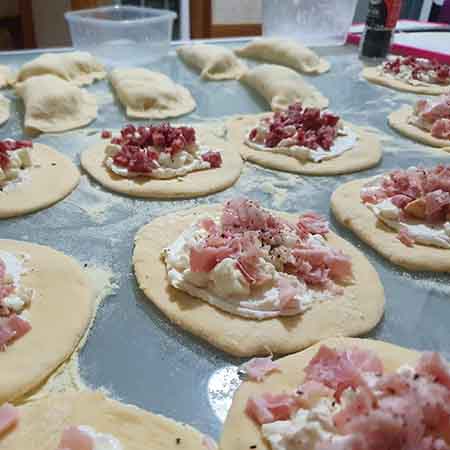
[239,356,280,382]
[189,198,353,292]
[246,345,450,450]
[101,130,112,139]
[361,165,450,245]
[0,139,32,171]
[0,314,32,351]
[397,228,415,247]
[107,123,219,174]
[384,56,450,84]
[57,426,94,450]
[413,94,450,139]
[248,102,340,151]
[0,403,19,436]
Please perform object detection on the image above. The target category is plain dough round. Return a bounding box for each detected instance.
[81,126,243,199]
[0,143,80,219]
[362,67,450,95]
[133,205,385,357]
[220,337,420,450]
[0,390,207,450]
[0,240,93,403]
[227,114,382,175]
[0,94,9,125]
[331,177,450,272]
[388,105,450,151]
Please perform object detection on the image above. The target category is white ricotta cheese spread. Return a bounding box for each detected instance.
[162,218,336,320]
[0,250,33,314]
[245,127,357,163]
[104,143,214,179]
[78,426,123,450]
[0,144,32,187]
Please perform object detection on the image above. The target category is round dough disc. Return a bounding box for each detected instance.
[0,240,93,403]
[362,67,450,95]
[80,125,243,199]
[133,205,385,357]
[0,143,80,219]
[0,390,207,450]
[331,178,450,272]
[220,337,420,450]
[227,114,382,175]
[388,105,450,151]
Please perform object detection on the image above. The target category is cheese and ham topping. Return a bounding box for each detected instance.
[246,345,450,450]
[0,251,33,350]
[0,403,19,437]
[162,198,353,320]
[0,139,33,188]
[246,103,357,163]
[409,94,450,140]
[360,166,450,248]
[382,56,450,87]
[103,123,222,179]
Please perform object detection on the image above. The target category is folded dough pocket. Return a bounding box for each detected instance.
[110,68,196,119]
[15,51,106,86]
[235,38,330,75]
[16,74,97,134]
[240,64,329,111]
[176,44,247,81]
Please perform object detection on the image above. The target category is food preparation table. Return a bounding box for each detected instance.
[1,40,449,439]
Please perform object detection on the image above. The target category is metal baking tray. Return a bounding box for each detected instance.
[1,40,449,438]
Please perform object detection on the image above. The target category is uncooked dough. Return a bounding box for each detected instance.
[331,177,450,272]
[220,337,420,450]
[16,74,97,134]
[0,143,80,219]
[227,114,382,175]
[176,44,247,80]
[362,66,450,95]
[0,240,93,404]
[0,94,9,126]
[0,65,13,88]
[388,105,450,151]
[81,125,243,199]
[0,390,207,450]
[235,39,330,74]
[15,51,106,86]
[240,64,329,111]
[110,68,196,119]
[133,205,384,357]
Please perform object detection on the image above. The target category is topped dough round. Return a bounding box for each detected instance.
[0,143,80,219]
[331,177,450,272]
[0,240,93,403]
[220,337,420,450]
[0,390,207,450]
[362,66,450,95]
[133,205,384,357]
[81,124,243,199]
[227,113,382,175]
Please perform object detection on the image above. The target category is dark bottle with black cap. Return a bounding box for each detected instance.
[360,0,403,59]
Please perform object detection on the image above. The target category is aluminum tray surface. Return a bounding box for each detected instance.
[1,41,449,438]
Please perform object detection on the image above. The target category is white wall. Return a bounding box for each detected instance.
[212,0,262,24]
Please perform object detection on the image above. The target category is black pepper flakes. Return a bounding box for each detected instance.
[176,438,181,445]
[250,445,257,449]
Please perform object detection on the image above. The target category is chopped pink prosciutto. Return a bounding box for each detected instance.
[248,102,340,152]
[0,314,32,351]
[245,393,298,424]
[397,228,415,247]
[189,198,353,294]
[0,139,32,171]
[57,427,94,450]
[246,344,450,450]
[413,95,450,139]
[0,403,19,436]
[239,356,280,382]
[361,165,450,245]
[384,56,450,84]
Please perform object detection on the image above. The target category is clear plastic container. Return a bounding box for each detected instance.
[65,6,177,67]
[262,0,359,46]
